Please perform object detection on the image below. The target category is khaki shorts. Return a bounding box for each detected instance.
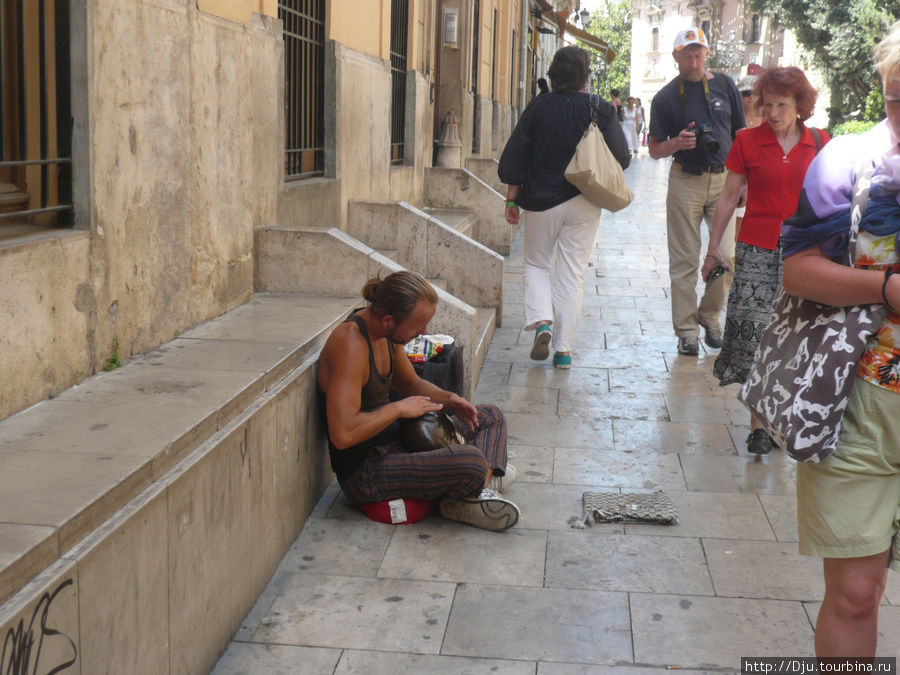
[797,377,900,571]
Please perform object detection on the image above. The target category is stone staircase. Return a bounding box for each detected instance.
[423,166,515,256]
[345,200,504,394]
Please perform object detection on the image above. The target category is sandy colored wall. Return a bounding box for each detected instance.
[328,0,390,60]
[1,233,92,418]
[198,0,277,24]
[0,1,282,420]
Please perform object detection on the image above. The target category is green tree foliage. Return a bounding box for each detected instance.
[580,0,632,98]
[748,0,898,125]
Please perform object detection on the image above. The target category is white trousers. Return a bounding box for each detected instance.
[523,194,602,354]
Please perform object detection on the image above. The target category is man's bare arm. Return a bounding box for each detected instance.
[323,329,440,449]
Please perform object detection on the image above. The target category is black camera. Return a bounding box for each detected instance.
[688,124,720,155]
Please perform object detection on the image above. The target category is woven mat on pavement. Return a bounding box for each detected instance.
[570,490,679,528]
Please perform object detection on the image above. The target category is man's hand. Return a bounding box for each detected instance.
[445,393,479,431]
[675,123,698,151]
[395,396,443,419]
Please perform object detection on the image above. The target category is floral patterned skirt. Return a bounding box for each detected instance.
[714,241,783,386]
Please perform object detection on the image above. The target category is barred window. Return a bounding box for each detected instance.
[1,0,72,240]
[389,0,408,165]
[751,15,761,43]
[279,0,325,179]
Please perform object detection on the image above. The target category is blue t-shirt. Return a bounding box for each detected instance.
[649,73,745,168]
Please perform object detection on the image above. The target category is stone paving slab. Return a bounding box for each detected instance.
[506,444,555,483]
[441,584,632,664]
[545,531,714,595]
[212,643,341,674]
[631,592,815,669]
[538,666,720,675]
[703,537,825,601]
[247,573,456,653]
[378,520,547,586]
[680,452,798,494]
[552,446,687,490]
[333,651,536,674]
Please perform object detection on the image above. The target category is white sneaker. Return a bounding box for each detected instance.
[439,488,520,531]
[488,464,518,493]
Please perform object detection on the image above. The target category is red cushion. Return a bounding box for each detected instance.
[359,498,435,525]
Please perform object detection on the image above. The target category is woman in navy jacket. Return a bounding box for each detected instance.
[499,46,629,369]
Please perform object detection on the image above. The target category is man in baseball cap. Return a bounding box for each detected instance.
[647,25,745,355]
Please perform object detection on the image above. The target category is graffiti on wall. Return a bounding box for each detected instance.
[1,578,77,674]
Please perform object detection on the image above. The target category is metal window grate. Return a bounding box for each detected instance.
[389,0,408,165]
[279,0,325,179]
[490,9,497,100]
[0,0,72,229]
[471,0,480,153]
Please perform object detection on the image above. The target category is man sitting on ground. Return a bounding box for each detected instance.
[317,270,520,531]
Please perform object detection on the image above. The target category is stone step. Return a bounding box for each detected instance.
[376,249,399,262]
[423,207,476,238]
[473,306,497,388]
[428,277,448,291]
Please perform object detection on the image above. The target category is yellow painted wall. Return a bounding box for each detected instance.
[328,0,390,60]
[408,0,435,75]
[197,0,276,24]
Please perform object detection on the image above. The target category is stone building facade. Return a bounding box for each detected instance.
[0,0,578,422]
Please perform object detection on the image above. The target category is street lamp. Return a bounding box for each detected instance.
[591,52,606,96]
[714,29,745,76]
[580,8,591,28]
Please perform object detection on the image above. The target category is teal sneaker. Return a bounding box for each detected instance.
[552,352,572,369]
[530,324,552,360]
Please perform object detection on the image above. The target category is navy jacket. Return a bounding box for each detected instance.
[498,91,630,212]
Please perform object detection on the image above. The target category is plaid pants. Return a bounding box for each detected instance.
[338,404,507,504]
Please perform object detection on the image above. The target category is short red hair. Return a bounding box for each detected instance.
[753,66,818,121]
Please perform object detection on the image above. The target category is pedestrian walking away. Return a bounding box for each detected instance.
[624,96,641,156]
[779,20,900,659]
[637,97,648,147]
[701,66,829,455]
[648,26,746,356]
[317,270,520,532]
[498,46,630,369]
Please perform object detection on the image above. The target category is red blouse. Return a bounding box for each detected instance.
[725,122,830,250]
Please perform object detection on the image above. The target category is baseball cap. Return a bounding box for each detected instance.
[674,27,709,51]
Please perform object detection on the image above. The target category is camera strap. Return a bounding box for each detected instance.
[677,74,713,118]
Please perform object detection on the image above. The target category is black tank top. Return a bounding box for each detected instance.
[325,312,398,480]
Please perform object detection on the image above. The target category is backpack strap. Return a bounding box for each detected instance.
[588,94,601,127]
[810,127,823,154]
[588,94,613,129]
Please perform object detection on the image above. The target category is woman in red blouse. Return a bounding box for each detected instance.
[701,66,829,455]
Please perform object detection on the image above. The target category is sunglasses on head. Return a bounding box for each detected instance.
[740,90,752,97]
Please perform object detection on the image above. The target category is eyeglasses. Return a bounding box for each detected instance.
[740,91,752,97]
